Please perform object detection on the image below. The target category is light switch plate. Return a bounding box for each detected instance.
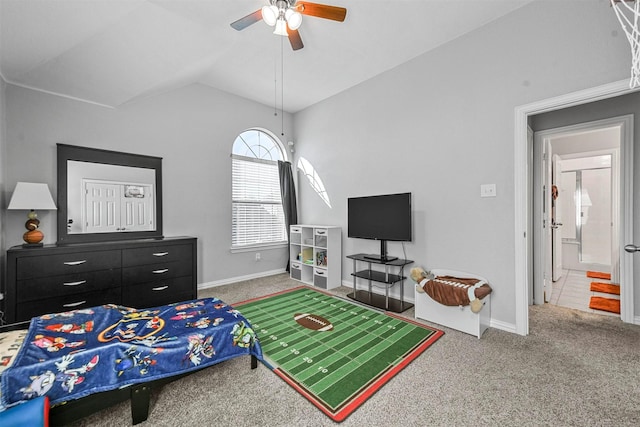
[481,184,496,198]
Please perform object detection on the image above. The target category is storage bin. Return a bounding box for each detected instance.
[314,269,328,289]
[291,263,302,281]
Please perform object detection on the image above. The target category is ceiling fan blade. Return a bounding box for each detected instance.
[287,27,304,51]
[296,1,347,22]
[230,9,263,31]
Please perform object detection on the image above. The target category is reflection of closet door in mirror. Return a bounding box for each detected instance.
[121,184,154,232]
[84,181,154,233]
[84,181,120,233]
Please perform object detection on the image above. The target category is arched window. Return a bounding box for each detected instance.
[231,129,287,249]
[297,157,331,208]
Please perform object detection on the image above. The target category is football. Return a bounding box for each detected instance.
[293,313,334,331]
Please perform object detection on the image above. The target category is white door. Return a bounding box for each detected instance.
[84,182,121,233]
[551,154,563,282]
[542,140,553,302]
[121,185,154,232]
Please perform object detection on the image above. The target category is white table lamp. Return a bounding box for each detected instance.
[8,182,57,246]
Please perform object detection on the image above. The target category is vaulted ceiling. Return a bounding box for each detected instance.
[0,0,534,113]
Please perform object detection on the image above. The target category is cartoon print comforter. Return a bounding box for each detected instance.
[0,298,262,411]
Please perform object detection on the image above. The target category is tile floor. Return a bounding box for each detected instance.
[549,269,619,317]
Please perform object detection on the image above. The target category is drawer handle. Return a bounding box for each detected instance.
[64,260,87,266]
[153,252,169,257]
[63,301,86,308]
[316,230,327,235]
[152,285,169,291]
[315,271,326,276]
[63,280,87,287]
[152,268,169,274]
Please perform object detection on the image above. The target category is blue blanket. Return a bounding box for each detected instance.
[1,298,262,410]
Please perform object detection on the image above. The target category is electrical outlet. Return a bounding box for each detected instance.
[480,184,497,198]
[255,252,261,261]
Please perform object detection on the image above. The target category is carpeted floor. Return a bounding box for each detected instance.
[70,273,640,426]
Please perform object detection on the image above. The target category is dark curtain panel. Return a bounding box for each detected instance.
[278,160,298,272]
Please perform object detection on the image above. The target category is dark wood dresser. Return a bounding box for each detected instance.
[4,237,197,323]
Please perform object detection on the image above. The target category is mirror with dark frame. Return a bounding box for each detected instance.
[57,143,163,244]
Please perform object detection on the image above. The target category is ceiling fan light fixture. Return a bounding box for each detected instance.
[262,5,278,26]
[273,18,288,36]
[285,9,302,30]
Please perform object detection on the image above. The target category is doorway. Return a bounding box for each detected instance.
[514,80,638,336]
[533,121,622,316]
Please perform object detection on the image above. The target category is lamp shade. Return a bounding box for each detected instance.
[273,18,288,36]
[7,182,57,211]
[285,9,302,30]
[262,5,278,26]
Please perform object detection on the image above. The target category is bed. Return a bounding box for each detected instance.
[0,297,263,425]
[414,269,492,339]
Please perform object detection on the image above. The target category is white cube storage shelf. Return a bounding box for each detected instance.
[290,225,341,289]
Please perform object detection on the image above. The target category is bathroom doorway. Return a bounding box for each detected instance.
[534,118,623,316]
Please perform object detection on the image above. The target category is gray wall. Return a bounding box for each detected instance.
[292,1,631,328]
[2,83,293,286]
[0,79,6,304]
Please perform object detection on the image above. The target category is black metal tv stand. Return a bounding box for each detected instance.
[346,253,413,313]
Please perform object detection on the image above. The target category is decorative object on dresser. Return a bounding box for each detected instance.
[4,237,196,324]
[7,182,57,247]
[289,225,341,289]
[56,144,163,245]
[346,254,413,313]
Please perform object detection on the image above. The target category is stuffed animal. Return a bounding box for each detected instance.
[410,267,431,293]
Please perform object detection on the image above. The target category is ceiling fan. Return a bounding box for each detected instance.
[230,0,347,51]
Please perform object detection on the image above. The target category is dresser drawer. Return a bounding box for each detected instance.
[123,244,192,267]
[17,269,121,303]
[122,260,192,284]
[16,250,121,280]
[16,288,122,322]
[122,276,194,308]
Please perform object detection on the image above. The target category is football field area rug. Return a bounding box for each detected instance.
[234,286,443,422]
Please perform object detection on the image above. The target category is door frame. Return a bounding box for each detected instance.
[514,79,637,335]
[534,118,626,309]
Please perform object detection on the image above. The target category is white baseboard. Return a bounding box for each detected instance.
[198,268,287,290]
[488,318,517,334]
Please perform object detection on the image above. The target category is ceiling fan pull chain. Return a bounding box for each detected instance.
[274,40,278,117]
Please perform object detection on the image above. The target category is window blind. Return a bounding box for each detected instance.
[231,156,286,247]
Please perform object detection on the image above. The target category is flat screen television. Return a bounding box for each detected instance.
[347,192,412,262]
